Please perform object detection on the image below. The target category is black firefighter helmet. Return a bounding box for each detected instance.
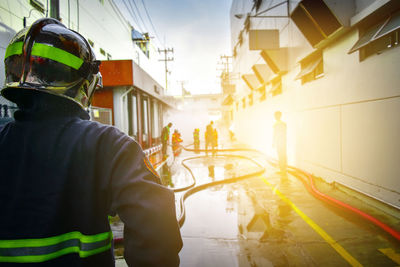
[1,18,102,109]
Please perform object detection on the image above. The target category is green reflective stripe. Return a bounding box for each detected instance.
[31,42,84,70]
[0,231,110,248]
[0,238,110,256]
[5,42,23,58]
[0,231,112,263]
[0,243,111,263]
[4,42,84,70]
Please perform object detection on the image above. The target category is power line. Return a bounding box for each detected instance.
[139,0,164,47]
[121,0,143,31]
[130,0,148,33]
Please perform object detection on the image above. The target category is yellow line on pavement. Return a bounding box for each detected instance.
[379,248,400,264]
[260,176,363,267]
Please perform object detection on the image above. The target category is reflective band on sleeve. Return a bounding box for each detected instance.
[31,43,84,70]
[5,42,23,59]
[0,231,112,263]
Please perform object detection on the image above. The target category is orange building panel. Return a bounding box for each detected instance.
[99,60,133,87]
[92,89,113,109]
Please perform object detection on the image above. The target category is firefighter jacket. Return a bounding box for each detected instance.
[0,101,182,266]
[171,132,182,144]
[161,126,170,143]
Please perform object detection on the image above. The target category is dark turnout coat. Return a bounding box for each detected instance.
[0,102,182,266]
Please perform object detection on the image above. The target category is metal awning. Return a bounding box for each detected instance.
[242,74,261,90]
[132,29,145,41]
[252,64,272,84]
[260,48,288,74]
[270,81,281,96]
[348,10,400,54]
[348,22,386,54]
[375,10,400,40]
[222,94,234,106]
[295,57,322,80]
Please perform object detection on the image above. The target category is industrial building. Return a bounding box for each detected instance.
[225,0,400,209]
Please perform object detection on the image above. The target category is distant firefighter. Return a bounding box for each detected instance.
[172,129,183,156]
[205,121,214,156]
[161,122,173,158]
[273,111,287,177]
[212,128,218,156]
[193,128,200,153]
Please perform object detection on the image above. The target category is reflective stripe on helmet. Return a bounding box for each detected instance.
[5,42,23,58]
[0,231,112,263]
[5,42,84,70]
[31,43,84,70]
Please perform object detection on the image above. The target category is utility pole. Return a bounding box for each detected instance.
[158,48,174,91]
[217,54,232,85]
[220,55,232,77]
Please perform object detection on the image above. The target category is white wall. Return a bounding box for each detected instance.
[230,0,400,208]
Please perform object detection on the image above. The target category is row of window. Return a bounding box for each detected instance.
[122,90,162,149]
[87,39,113,60]
[350,9,400,61]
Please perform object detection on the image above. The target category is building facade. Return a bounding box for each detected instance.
[228,0,400,208]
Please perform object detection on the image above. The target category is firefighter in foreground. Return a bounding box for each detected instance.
[0,18,182,266]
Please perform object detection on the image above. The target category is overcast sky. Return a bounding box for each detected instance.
[115,0,232,95]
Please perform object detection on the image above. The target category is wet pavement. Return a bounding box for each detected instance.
[115,147,400,266]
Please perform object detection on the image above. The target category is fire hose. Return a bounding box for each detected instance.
[177,145,400,241]
[114,144,400,245]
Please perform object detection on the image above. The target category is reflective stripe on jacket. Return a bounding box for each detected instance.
[0,231,112,263]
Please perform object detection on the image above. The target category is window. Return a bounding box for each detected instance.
[130,93,138,140]
[142,98,149,148]
[88,39,94,48]
[151,101,160,143]
[295,50,323,84]
[349,10,400,61]
[49,0,60,19]
[248,93,253,106]
[121,94,129,134]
